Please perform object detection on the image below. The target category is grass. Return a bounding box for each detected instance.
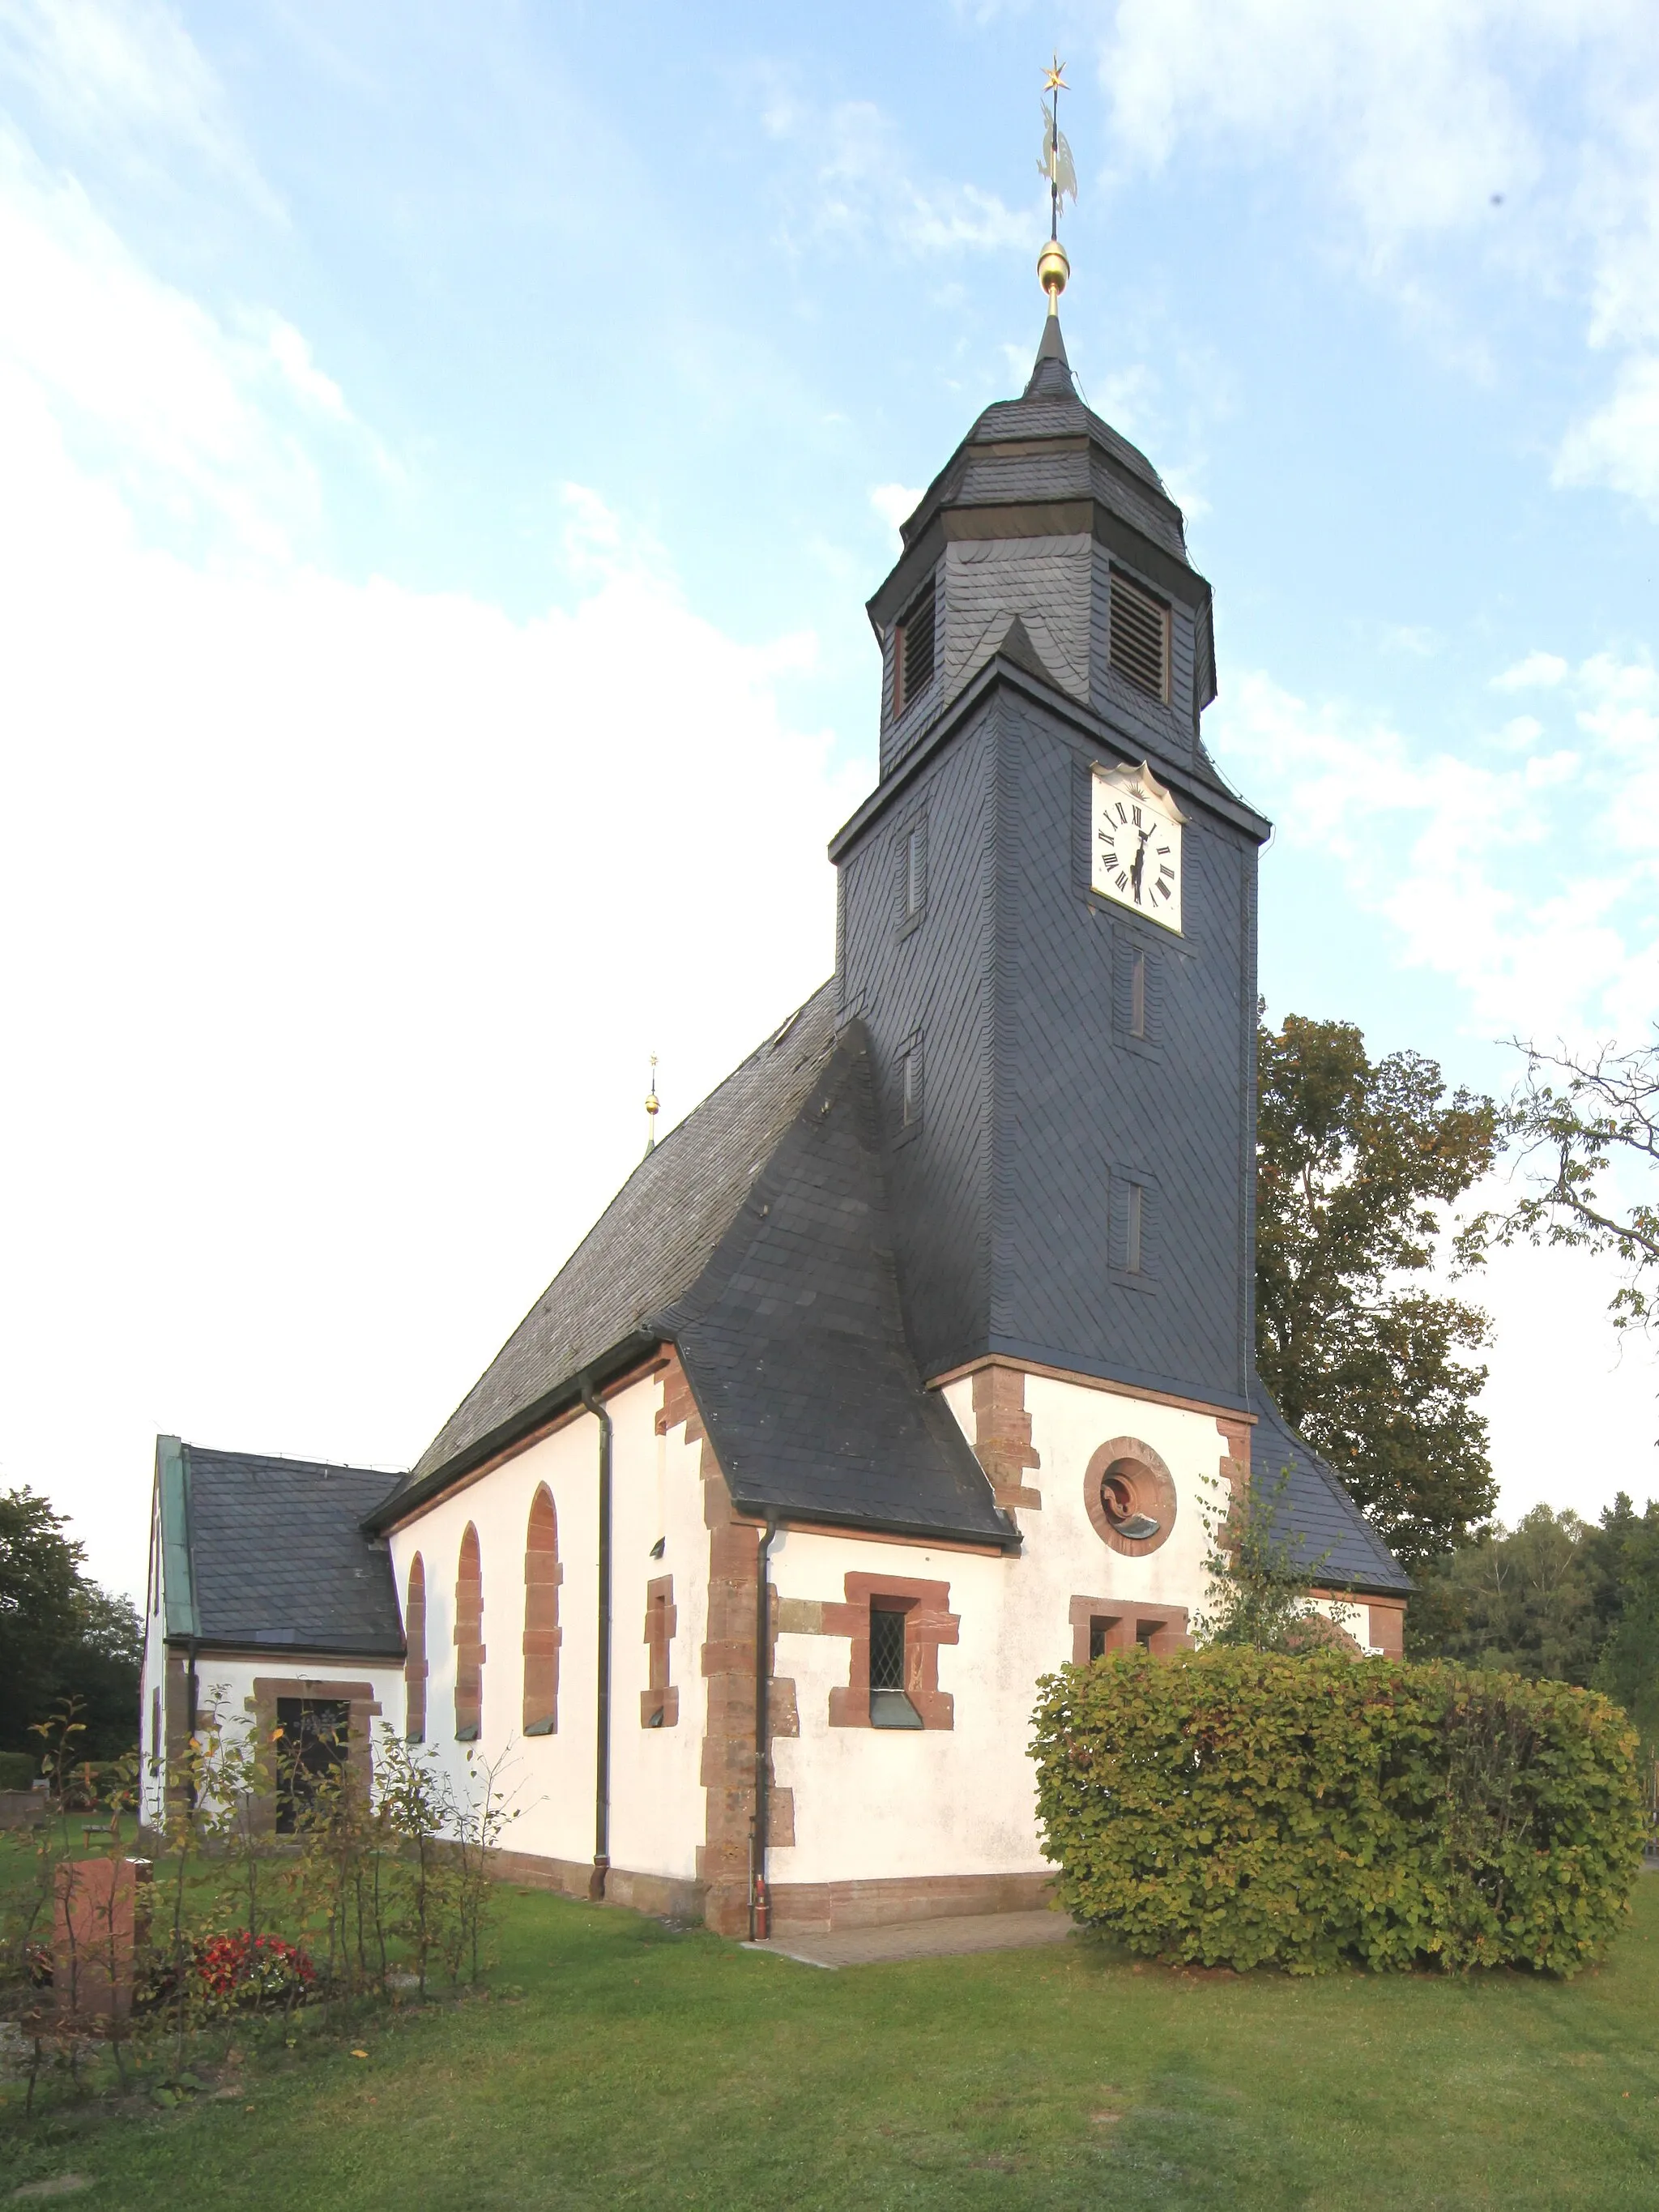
[4,1876,1659,2209]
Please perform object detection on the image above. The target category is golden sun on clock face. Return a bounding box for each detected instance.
[1090,759,1185,933]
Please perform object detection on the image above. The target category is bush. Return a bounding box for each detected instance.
[1031,1648,1646,1975]
[194,1932,317,2010]
[0,1751,37,1790]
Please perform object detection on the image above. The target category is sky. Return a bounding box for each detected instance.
[2,0,1658,1603]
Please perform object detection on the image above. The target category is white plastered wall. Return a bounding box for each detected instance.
[767,1372,1231,1886]
[138,1484,168,1826]
[385,1369,708,1883]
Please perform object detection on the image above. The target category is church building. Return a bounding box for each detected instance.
[139,268,1410,1938]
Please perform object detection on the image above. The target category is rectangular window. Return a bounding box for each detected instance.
[868,1605,923,1728]
[1088,1617,1111,1662]
[1109,570,1171,703]
[894,577,936,712]
[1110,1168,1159,1291]
[1112,930,1163,1053]
[896,813,928,935]
[895,1029,924,1139]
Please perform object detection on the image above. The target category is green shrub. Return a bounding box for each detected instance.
[1031,1648,1646,1975]
[0,1752,37,1791]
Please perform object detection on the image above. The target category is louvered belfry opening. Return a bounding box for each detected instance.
[1109,569,1171,702]
[895,575,936,712]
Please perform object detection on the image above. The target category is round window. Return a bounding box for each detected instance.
[1084,1437,1177,1557]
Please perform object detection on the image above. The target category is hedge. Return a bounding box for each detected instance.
[1030,1648,1647,1975]
[0,1752,37,1791]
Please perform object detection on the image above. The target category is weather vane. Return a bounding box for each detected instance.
[644,1053,659,1154]
[1037,53,1077,314]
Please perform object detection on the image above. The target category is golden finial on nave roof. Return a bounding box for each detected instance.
[644,1053,660,1154]
[1037,52,1077,314]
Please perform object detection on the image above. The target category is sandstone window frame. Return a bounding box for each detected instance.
[826,1573,957,1731]
[642,1574,679,1728]
[454,1522,485,1742]
[403,1552,428,1742]
[1069,1595,1191,1663]
[522,1485,562,1736]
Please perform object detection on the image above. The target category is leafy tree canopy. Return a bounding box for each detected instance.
[0,1485,140,1762]
[1505,1033,1659,1330]
[1256,1012,1499,1571]
[1413,1495,1659,1761]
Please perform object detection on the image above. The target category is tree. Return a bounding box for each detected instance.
[0,1485,140,1761]
[1256,1012,1499,1570]
[1193,1466,1355,1654]
[1506,1034,1659,1330]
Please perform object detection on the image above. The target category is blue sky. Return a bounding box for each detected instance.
[2,0,1657,1597]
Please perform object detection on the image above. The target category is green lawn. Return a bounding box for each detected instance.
[5,1877,1659,2209]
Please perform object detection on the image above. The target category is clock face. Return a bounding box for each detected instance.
[1090,761,1185,932]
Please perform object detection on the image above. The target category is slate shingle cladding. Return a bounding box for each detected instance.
[380,317,1408,1599]
[166,1443,405,1655]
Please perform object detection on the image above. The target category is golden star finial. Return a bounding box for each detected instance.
[1044,54,1068,95]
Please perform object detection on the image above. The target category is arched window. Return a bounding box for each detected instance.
[522,1485,562,1736]
[454,1525,484,1742]
[403,1554,429,1741]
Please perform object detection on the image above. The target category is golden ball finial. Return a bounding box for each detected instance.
[644,1053,660,1152]
[1038,237,1069,314]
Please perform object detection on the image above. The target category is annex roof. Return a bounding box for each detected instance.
[1247,1384,1414,1597]
[155,1437,405,1657]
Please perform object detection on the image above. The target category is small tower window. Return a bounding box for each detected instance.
[1125,1182,1144,1275]
[894,577,936,713]
[1109,570,1171,703]
[896,813,928,935]
[1130,950,1146,1039]
[869,1604,923,1728]
[896,1030,924,1135]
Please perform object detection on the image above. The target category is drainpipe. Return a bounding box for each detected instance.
[750,1515,779,1941]
[579,1376,613,1902]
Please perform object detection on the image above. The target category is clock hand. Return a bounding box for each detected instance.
[1130,824,1152,901]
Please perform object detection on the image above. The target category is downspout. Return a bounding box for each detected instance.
[579,1377,613,1901]
[750,1514,779,1941]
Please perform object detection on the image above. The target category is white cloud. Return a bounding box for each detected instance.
[1211,656,1659,1042]
[0,119,377,561]
[0,105,860,1598]
[869,482,923,538]
[765,88,1030,258]
[1492,650,1567,690]
[0,0,278,212]
[1555,354,1659,510]
[1083,0,1659,509]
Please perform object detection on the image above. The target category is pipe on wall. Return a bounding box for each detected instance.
[751,1514,779,1941]
[579,1376,613,1901]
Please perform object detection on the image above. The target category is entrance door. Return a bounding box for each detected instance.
[274,1697,350,1834]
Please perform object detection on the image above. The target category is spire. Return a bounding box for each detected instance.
[1024,312,1076,398]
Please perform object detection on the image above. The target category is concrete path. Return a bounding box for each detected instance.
[746,1907,1075,1970]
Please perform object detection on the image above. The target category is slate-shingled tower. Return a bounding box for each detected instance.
[142,307,1410,1941]
[834,318,1260,1411]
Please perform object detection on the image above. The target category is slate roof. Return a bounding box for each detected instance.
[1247,1383,1414,1596]
[158,1438,405,1656]
[405,981,840,1484]
[390,987,1015,1548]
[664,1027,1011,1544]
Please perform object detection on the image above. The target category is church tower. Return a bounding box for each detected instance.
[831,308,1269,1418]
